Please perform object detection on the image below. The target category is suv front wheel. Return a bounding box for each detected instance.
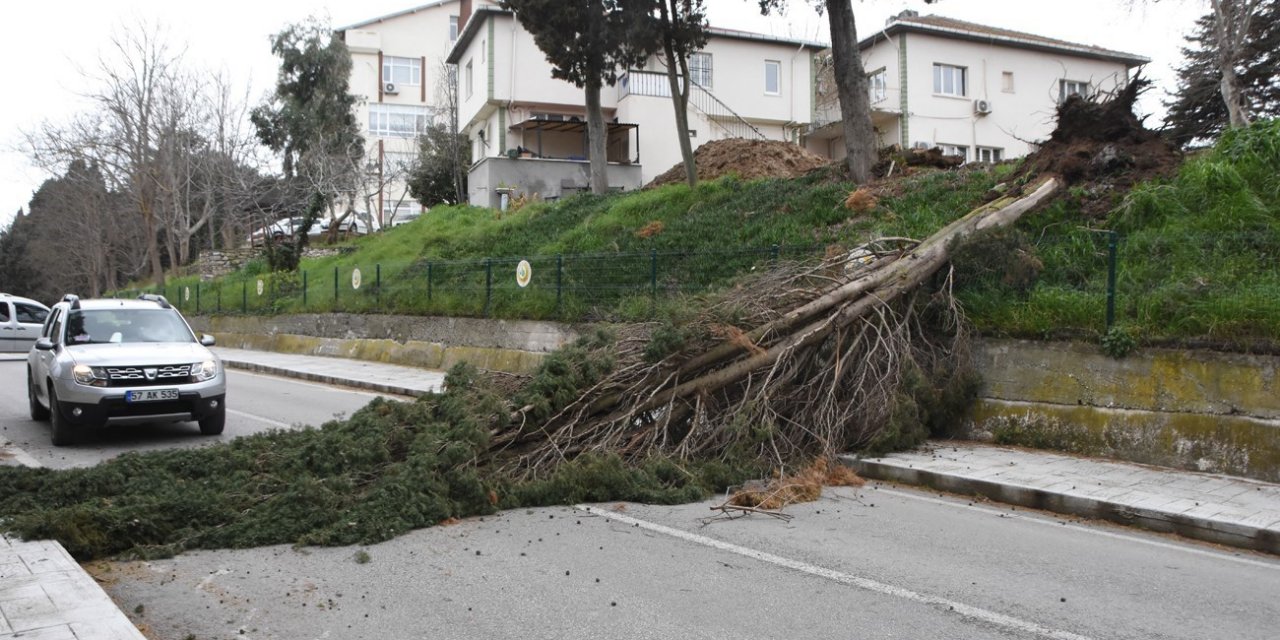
[48,385,75,447]
[199,406,226,435]
[27,368,49,421]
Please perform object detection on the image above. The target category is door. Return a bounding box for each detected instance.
[12,303,49,352]
[0,301,13,352]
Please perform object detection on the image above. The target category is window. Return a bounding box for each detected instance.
[450,15,459,41]
[383,56,421,86]
[690,52,713,88]
[977,147,1003,163]
[1001,71,1015,93]
[1059,79,1090,103]
[466,59,474,99]
[938,144,968,161]
[933,63,966,97]
[764,60,781,95]
[14,303,47,324]
[868,69,887,103]
[368,104,434,138]
[383,151,418,173]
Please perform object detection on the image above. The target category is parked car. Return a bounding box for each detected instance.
[26,294,226,446]
[248,216,306,246]
[307,216,367,237]
[389,210,423,228]
[1,293,50,353]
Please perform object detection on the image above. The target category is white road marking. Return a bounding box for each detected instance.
[874,487,1280,571]
[226,409,294,430]
[575,504,1097,640]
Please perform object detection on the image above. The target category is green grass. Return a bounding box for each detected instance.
[955,118,1280,347]
[138,168,1002,321]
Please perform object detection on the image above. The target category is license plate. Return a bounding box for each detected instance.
[125,389,179,403]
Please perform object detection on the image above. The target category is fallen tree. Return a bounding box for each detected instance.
[497,176,1062,475]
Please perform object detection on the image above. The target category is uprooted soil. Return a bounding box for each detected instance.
[647,138,831,187]
[1015,77,1182,216]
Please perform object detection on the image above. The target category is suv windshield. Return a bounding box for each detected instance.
[65,309,194,345]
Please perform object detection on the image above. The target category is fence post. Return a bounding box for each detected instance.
[484,258,493,318]
[302,270,308,308]
[771,243,780,264]
[376,264,382,310]
[241,281,247,314]
[216,285,221,314]
[334,266,339,307]
[1105,230,1118,331]
[195,282,201,314]
[556,254,563,317]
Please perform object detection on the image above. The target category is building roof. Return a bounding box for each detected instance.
[336,0,456,32]
[860,13,1150,67]
[446,6,828,64]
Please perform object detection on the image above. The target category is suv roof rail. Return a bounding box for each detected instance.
[137,293,172,309]
[61,294,81,310]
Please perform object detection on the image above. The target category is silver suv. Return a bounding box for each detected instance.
[26,294,227,446]
[1,292,50,353]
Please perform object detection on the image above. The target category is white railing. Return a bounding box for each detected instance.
[619,70,765,140]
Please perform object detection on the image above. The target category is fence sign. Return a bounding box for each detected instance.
[352,267,362,290]
[256,279,264,296]
[516,260,532,288]
[184,286,191,302]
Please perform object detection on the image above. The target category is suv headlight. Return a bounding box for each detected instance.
[72,364,109,387]
[191,359,219,382]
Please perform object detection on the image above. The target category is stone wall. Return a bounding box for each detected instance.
[196,246,351,281]
[189,313,579,375]
[197,249,258,281]
[967,339,1280,482]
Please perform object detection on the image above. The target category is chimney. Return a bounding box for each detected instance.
[460,0,472,29]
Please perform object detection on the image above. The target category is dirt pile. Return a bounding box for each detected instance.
[647,138,831,187]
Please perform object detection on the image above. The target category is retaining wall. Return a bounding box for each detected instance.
[968,340,1280,482]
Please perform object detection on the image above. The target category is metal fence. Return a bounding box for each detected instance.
[117,245,828,322]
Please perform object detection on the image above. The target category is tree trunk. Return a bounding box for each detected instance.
[827,0,876,183]
[660,1,697,187]
[1212,0,1254,128]
[584,80,610,195]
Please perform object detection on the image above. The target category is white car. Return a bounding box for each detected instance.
[248,216,306,245]
[1,293,50,353]
[27,294,226,446]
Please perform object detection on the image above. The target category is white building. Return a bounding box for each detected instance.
[337,1,463,226]
[807,11,1150,163]
[446,1,823,208]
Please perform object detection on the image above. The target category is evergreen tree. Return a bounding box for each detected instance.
[1165,0,1279,146]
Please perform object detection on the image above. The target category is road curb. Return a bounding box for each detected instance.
[219,359,425,398]
[1,536,147,639]
[841,455,1280,555]
[0,437,42,468]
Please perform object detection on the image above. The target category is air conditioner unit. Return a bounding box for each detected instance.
[974,99,992,115]
[384,82,398,95]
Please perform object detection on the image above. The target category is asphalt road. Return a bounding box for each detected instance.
[0,353,393,469]
[95,489,1280,639]
[4,354,1278,639]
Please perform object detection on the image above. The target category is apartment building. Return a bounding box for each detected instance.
[807,11,1150,162]
[337,1,463,227]
[446,2,823,208]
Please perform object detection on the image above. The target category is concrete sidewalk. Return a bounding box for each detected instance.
[844,442,1280,554]
[0,537,145,640]
[213,346,446,396]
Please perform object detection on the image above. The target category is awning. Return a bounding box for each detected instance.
[510,119,639,134]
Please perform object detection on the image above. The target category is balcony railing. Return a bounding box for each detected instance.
[619,70,765,141]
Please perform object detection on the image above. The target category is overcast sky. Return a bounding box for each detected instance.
[0,0,1204,229]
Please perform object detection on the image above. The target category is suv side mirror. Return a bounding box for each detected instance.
[200,334,216,347]
[34,337,55,351]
